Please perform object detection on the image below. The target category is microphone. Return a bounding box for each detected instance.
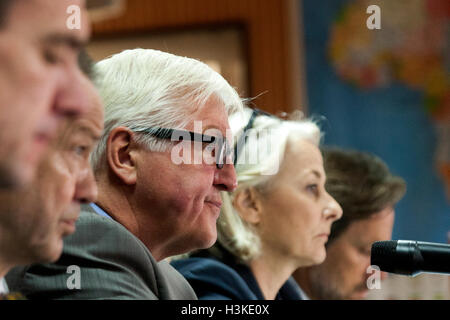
[371,240,450,276]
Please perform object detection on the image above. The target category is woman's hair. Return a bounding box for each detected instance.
[322,147,406,246]
[90,48,243,171]
[217,107,321,262]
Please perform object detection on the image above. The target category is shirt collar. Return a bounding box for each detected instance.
[297,285,310,300]
[0,277,9,294]
[89,203,112,219]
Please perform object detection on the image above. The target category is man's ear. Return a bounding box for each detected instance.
[106,127,137,185]
[232,187,263,224]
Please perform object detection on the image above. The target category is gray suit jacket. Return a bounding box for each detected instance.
[5,204,197,300]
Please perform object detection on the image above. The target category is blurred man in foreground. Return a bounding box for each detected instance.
[0,0,91,188]
[1,68,103,296]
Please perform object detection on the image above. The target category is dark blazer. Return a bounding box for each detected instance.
[6,204,197,300]
[171,245,303,300]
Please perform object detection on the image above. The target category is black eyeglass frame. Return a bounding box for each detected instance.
[233,108,274,166]
[132,127,232,169]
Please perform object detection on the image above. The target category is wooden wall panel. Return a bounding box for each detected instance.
[91,0,303,114]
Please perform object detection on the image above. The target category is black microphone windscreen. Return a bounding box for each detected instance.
[371,240,450,276]
[371,240,397,271]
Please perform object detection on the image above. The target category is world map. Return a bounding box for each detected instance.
[328,0,450,199]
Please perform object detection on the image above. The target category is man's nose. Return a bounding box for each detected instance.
[74,167,98,204]
[213,163,238,192]
[54,65,91,118]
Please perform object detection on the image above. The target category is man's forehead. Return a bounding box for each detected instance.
[184,114,230,135]
[12,0,90,41]
[347,212,394,244]
[203,124,231,136]
[61,116,102,143]
[15,0,85,18]
[188,97,229,127]
[73,99,104,138]
[74,122,102,140]
[58,96,103,144]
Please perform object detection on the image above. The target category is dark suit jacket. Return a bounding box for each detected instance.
[6,204,197,300]
[171,245,303,300]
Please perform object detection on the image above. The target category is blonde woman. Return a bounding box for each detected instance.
[172,107,342,300]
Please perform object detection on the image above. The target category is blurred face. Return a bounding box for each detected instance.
[308,207,395,300]
[132,97,237,257]
[256,140,342,267]
[0,0,91,188]
[0,78,103,264]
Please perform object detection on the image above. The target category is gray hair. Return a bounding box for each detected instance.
[218,107,322,262]
[90,48,243,170]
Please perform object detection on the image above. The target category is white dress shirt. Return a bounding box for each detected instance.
[0,277,9,294]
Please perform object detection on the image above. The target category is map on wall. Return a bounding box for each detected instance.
[328,0,450,199]
[302,0,450,242]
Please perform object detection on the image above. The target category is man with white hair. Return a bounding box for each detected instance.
[6,49,243,299]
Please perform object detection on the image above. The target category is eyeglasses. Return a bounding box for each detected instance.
[133,127,233,169]
[233,108,274,166]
